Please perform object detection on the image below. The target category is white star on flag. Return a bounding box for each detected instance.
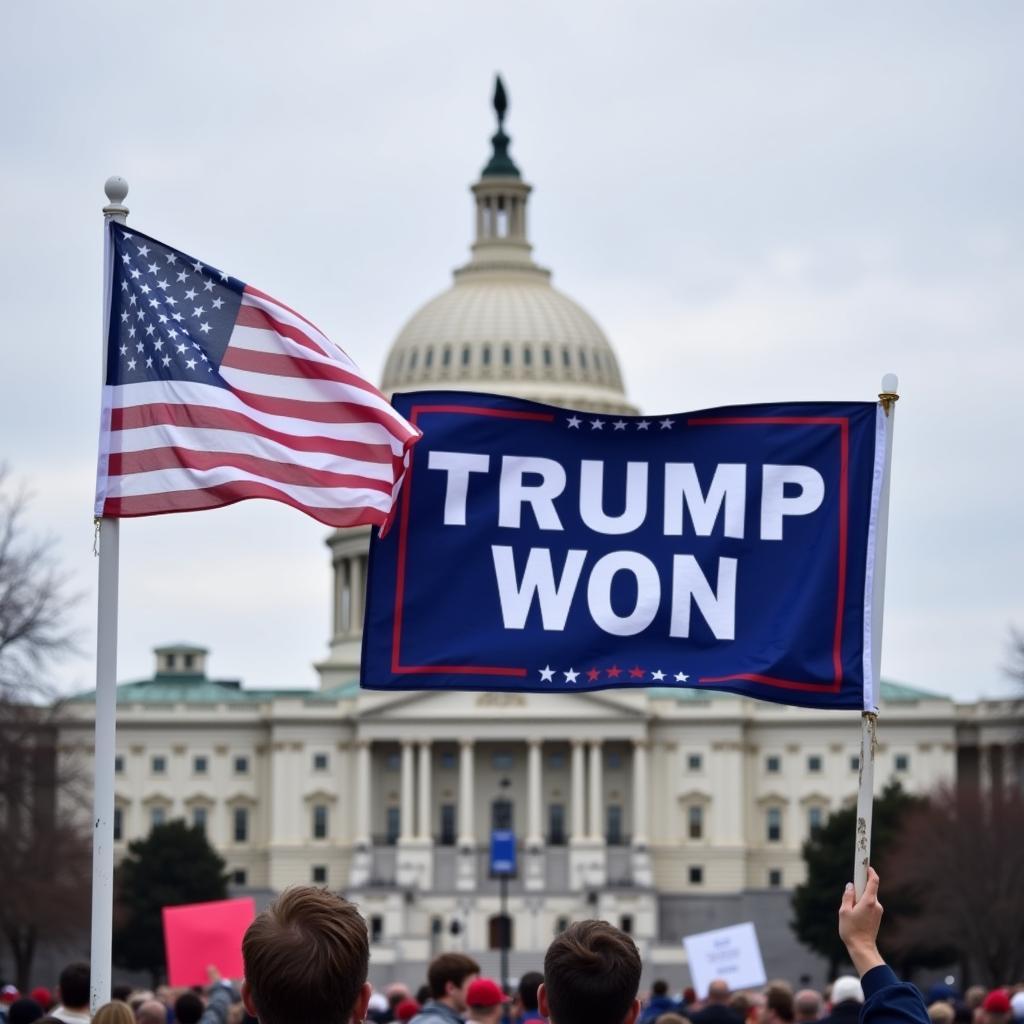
[674,672,689,682]
[590,419,604,430]
[567,416,581,429]
[612,420,627,430]
[563,668,579,683]
[539,665,555,682]
[651,670,665,681]
[659,418,675,430]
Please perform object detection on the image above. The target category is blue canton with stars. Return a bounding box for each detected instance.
[106,223,245,389]
[362,390,884,711]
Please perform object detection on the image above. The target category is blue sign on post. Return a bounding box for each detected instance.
[490,829,517,876]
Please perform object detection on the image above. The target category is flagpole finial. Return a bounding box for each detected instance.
[878,373,899,415]
[103,176,129,221]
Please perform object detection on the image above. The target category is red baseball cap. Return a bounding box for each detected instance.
[467,979,505,1008]
[396,999,421,1022]
[983,991,1011,1015]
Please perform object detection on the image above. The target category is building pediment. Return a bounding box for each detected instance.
[354,687,648,723]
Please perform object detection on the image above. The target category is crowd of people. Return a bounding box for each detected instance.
[1,871,1020,1024]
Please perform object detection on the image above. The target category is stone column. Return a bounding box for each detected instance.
[400,740,415,842]
[417,741,432,840]
[588,740,604,841]
[349,555,364,635]
[355,740,371,845]
[458,739,475,846]
[632,739,649,846]
[527,738,543,847]
[570,739,586,842]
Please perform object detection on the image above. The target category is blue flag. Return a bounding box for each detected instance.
[362,392,889,711]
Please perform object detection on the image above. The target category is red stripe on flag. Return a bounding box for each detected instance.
[108,447,394,493]
[235,303,328,357]
[111,403,396,464]
[103,481,389,528]
[244,284,335,348]
[221,346,381,398]
[231,385,416,435]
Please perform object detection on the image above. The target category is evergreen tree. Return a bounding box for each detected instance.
[113,820,229,985]
[791,780,953,977]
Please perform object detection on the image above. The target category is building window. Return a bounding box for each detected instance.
[850,755,860,771]
[409,349,418,370]
[492,751,514,770]
[688,804,704,840]
[440,750,457,770]
[606,805,623,845]
[150,806,166,830]
[555,916,569,935]
[151,755,166,775]
[765,755,781,773]
[192,806,208,833]
[766,807,782,842]
[503,344,512,366]
[425,347,434,368]
[184,653,194,670]
[462,345,471,366]
[113,807,123,842]
[439,803,456,845]
[689,865,704,885]
[548,752,565,769]
[491,798,514,831]
[523,346,532,366]
[385,751,401,771]
[808,805,824,837]
[807,755,823,773]
[313,804,329,840]
[385,806,400,845]
[233,755,249,775]
[687,753,702,771]
[370,915,384,944]
[193,755,208,775]
[313,752,329,772]
[895,754,910,772]
[548,804,566,846]
[488,914,513,950]
[482,345,491,366]
[232,869,247,886]
[543,346,552,367]
[620,914,633,934]
[606,750,623,770]
[768,868,783,888]
[579,348,588,370]
[233,806,249,843]
[562,347,571,368]
[114,755,125,774]
[442,346,452,368]
[312,865,327,884]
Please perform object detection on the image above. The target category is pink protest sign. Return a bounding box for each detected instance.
[162,897,256,986]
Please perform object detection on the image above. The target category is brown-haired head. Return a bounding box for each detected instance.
[242,886,370,1024]
[428,953,481,1009]
[540,920,642,1024]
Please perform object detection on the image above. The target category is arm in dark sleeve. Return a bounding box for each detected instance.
[199,983,235,1024]
[860,965,929,1024]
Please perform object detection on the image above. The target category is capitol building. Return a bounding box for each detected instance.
[62,83,1020,986]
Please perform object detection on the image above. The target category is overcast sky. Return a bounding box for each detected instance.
[2,2,1021,703]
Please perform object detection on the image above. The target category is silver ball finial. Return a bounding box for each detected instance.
[104,176,128,204]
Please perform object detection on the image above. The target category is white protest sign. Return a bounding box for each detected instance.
[682,921,767,999]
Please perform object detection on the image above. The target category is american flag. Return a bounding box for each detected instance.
[95,223,420,529]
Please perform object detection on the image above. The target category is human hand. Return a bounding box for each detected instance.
[838,866,885,976]
[207,964,222,986]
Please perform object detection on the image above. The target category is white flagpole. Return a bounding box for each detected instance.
[91,176,129,1011]
[854,372,899,898]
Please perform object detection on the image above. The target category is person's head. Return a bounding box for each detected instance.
[93,1002,135,1024]
[518,973,543,1014]
[829,978,864,1008]
[136,1000,168,1024]
[930,1005,956,1024]
[761,988,794,1024]
[427,953,482,1012]
[966,991,987,1013]
[396,1000,421,1023]
[58,963,90,1012]
[655,1015,690,1024]
[652,983,670,1000]
[111,986,133,1005]
[706,982,731,1007]
[8,998,44,1024]
[539,919,642,1024]
[241,886,371,1024]
[466,979,505,1024]
[980,992,1012,1024]
[30,989,53,1011]
[794,990,822,1023]
[387,986,412,1011]
[175,993,206,1024]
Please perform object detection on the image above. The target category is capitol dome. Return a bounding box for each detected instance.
[380,78,636,415]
